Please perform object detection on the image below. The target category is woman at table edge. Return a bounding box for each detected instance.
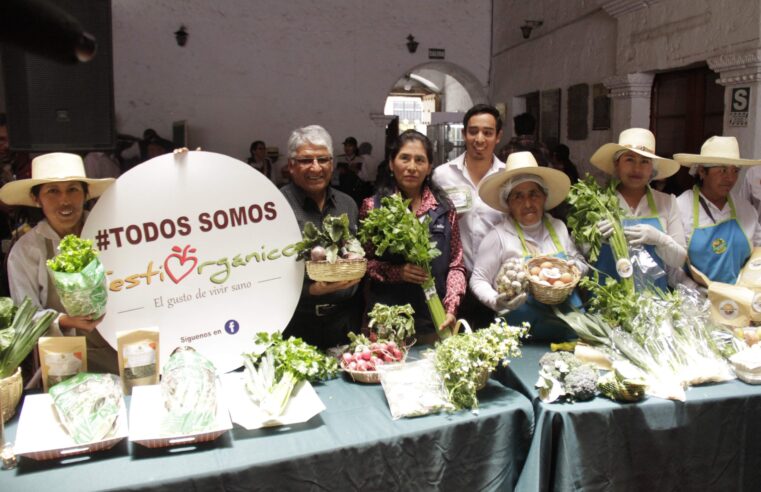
[0,152,118,375]
[359,130,466,344]
[470,151,587,341]
[672,136,761,286]
[588,127,687,291]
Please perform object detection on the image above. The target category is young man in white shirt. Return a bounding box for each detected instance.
[432,104,504,327]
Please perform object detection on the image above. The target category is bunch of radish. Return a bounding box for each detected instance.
[340,341,404,372]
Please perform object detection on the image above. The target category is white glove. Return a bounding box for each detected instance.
[623,224,666,247]
[495,292,527,312]
[597,219,614,240]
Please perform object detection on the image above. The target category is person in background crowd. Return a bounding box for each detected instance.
[499,112,550,163]
[140,128,173,162]
[334,136,365,204]
[471,151,586,341]
[247,140,272,179]
[0,153,118,374]
[550,144,580,183]
[738,152,761,228]
[279,125,361,349]
[433,103,504,329]
[84,152,121,180]
[361,130,465,343]
[673,136,761,285]
[0,113,31,180]
[355,141,378,200]
[588,128,686,291]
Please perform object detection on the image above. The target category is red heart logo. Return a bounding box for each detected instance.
[164,245,198,284]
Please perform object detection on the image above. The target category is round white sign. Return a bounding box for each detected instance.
[82,151,303,373]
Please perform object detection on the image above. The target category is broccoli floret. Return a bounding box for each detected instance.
[564,364,599,401]
[538,351,580,380]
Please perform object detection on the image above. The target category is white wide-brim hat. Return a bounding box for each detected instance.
[0,152,115,207]
[478,151,571,213]
[673,136,761,167]
[590,128,679,180]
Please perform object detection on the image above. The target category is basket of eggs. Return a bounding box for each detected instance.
[525,256,580,305]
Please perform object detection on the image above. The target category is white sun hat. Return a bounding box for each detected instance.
[478,151,571,213]
[0,152,115,207]
[673,136,761,167]
[590,128,679,180]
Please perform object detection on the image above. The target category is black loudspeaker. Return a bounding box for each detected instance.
[1,0,115,151]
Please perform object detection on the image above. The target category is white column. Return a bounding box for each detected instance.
[708,49,761,158]
[603,72,655,136]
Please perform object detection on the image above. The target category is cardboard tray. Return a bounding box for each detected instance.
[219,373,326,430]
[14,393,128,461]
[128,383,232,448]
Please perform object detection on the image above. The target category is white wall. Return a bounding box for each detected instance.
[111,0,493,162]
[490,0,761,171]
[490,1,617,177]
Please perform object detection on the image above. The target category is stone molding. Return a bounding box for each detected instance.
[601,0,660,18]
[603,73,655,98]
[708,49,761,86]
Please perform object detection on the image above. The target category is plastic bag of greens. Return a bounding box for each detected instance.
[630,246,666,291]
[377,358,454,419]
[47,235,108,318]
[161,347,218,435]
[50,372,123,444]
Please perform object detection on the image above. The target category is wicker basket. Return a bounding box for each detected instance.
[306,258,367,282]
[525,256,580,305]
[0,367,23,423]
[341,364,381,384]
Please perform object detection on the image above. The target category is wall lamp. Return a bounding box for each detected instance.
[174,25,188,47]
[406,34,419,54]
[520,20,543,39]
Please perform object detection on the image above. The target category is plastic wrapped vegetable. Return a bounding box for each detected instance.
[50,372,123,444]
[161,347,218,435]
[495,258,528,298]
[47,235,108,318]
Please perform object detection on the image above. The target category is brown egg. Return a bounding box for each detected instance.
[530,266,541,276]
[560,272,573,283]
[540,261,553,269]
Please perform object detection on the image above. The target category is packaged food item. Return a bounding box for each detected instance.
[49,372,123,444]
[117,328,159,395]
[39,336,87,392]
[377,358,453,419]
[737,247,761,289]
[161,347,217,435]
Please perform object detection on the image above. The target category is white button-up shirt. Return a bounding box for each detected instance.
[676,188,761,247]
[432,153,505,273]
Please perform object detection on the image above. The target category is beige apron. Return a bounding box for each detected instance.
[45,239,118,374]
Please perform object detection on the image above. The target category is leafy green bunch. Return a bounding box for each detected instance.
[246,332,338,382]
[358,194,441,270]
[295,214,365,263]
[434,319,528,410]
[47,235,98,273]
[566,176,627,264]
[0,298,55,378]
[367,303,415,346]
[579,276,639,330]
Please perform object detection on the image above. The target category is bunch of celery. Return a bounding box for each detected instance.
[359,193,451,338]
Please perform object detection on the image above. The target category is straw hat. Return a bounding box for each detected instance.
[478,151,571,213]
[0,153,115,207]
[673,136,761,167]
[590,128,679,180]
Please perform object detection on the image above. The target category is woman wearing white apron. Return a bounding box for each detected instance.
[0,153,118,375]
[588,128,686,290]
[673,136,761,285]
[470,152,587,341]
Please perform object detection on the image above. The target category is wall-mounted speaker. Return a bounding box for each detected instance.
[1,0,114,152]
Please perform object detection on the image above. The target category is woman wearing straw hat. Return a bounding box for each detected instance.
[0,152,118,374]
[471,151,587,341]
[673,136,761,285]
[588,128,687,290]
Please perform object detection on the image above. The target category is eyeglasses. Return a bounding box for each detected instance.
[293,156,332,166]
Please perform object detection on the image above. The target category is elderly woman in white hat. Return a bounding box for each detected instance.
[0,152,117,374]
[470,151,587,341]
[673,136,761,285]
[589,128,687,290]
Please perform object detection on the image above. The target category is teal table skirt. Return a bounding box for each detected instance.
[1,373,533,491]
[495,343,761,492]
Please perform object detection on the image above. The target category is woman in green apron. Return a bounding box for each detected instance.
[673,136,761,285]
[588,128,686,291]
[1,153,118,376]
[470,151,587,341]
